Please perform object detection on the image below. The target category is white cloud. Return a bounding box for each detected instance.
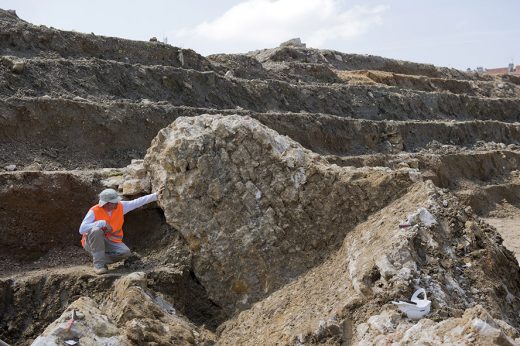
[172,0,387,54]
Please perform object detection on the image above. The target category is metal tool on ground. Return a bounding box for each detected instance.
[64,309,77,332]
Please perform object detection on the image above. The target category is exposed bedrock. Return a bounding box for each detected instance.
[2,8,520,346]
[144,114,417,313]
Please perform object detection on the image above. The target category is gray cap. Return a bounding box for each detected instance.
[98,188,122,206]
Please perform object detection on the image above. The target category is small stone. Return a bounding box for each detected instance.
[440,259,452,269]
[407,159,420,169]
[5,164,16,171]
[25,162,42,171]
[12,61,24,73]
[325,322,342,336]
[442,200,448,207]
[464,221,476,231]
[279,38,306,48]
[178,50,184,66]
[121,178,150,195]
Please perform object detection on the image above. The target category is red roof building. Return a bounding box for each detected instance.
[485,67,509,75]
[484,64,520,76]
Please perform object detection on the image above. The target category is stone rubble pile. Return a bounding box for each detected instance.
[33,272,215,345]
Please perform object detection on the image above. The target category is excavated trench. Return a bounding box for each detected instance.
[2,117,519,344]
[327,150,520,214]
[0,171,102,261]
[2,123,519,344]
[0,171,225,344]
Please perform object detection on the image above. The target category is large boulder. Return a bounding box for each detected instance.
[145,114,417,313]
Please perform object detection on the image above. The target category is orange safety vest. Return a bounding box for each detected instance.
[81,202,125,247]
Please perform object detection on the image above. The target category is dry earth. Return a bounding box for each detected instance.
[485,203,520,263]
[1,9,520,346]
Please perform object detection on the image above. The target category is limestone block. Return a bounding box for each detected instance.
[145,114,414,313]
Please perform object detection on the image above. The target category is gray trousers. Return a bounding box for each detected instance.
[83,227,131,268]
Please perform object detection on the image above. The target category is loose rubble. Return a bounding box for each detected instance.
[32,272,216,345]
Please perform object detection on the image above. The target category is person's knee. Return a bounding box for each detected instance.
[117,246,131,258]
[121,248,131,258]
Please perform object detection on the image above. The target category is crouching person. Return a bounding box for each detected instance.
[79,187,163,274]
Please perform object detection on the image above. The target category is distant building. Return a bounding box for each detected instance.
[484,63,520,76]
[486,67,510,75]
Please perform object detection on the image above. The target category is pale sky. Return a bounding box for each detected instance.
[1,0,518,70]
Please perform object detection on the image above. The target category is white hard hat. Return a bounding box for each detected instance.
[98,188,122,206]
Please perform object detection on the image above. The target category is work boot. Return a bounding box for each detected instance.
[94,265,108,275]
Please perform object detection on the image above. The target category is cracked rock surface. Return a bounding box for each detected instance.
[145,114,416,313]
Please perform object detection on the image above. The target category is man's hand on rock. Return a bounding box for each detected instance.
[99,221,112,233]
[156,185,165,199]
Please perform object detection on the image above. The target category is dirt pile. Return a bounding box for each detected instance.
[1,8,520,346]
